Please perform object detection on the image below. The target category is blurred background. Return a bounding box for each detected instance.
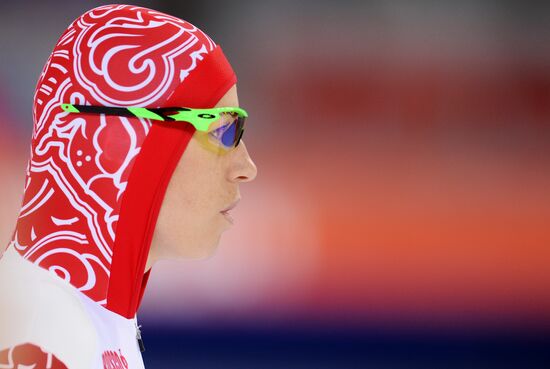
[1,0,550,367]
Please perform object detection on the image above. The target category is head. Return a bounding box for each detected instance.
[147,84,257,268]
[11,4,256,316]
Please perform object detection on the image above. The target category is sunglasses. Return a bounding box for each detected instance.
[60,103,247,152]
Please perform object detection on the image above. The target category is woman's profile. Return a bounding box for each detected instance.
[0,4,257,368]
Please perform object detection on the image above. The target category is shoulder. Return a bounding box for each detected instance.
[0,246,98,369]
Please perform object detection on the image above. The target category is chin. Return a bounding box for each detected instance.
[185,240,220,260]
[189,249,217,261]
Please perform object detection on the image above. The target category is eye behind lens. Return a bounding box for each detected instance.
[221,121,237,147]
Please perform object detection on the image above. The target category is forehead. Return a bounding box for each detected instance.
[214,84,239,108]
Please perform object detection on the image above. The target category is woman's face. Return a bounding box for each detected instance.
[147,84,257,268]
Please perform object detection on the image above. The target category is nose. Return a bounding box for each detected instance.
[227,140,258,183]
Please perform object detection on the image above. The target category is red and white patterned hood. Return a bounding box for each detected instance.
[6,4,237,319]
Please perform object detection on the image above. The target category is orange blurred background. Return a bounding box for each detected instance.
[1,0,549,342]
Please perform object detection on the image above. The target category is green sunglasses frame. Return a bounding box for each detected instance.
[60,103,248,132]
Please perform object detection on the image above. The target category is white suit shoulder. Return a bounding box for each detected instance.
[0,245,97,369]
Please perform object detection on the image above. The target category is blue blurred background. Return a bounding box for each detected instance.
[1,0,550,367]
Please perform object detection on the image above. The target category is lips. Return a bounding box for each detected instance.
[221,198,240,213]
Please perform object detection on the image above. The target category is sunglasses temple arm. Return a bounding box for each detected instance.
[71,105,137,117]
[68,104,181,122]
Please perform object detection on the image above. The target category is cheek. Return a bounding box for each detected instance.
[178,172,217,214]
[157,140,228,256]
[162,167,221,239]
[178,159,225,214]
